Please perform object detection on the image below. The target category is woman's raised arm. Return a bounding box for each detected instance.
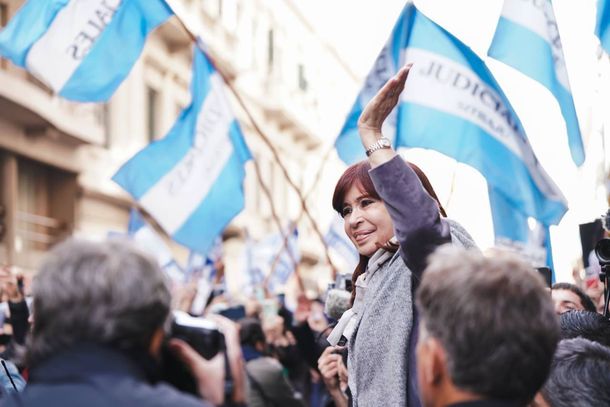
[358,64,451,280]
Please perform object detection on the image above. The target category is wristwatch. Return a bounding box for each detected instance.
[365,137,391,156]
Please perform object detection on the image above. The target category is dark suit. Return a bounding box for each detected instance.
[3,343,209,407]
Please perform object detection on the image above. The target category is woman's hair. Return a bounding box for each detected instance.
[332,159,447,305]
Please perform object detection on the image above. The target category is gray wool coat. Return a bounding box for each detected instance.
[345,156,477,407]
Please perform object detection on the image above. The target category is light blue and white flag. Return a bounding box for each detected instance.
[597,0,610,54]
[113,44,252,255]
[489,187,554,270]
[325,215,359,271]
[488,0,584,166]
[186,236,223,281]
[0,0,172,102]
[336,3,567,226]
[243,235,266,287]
[124,207,185,281]
[244,227,299,292]
[267,227,300,293]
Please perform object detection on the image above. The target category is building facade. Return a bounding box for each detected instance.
[0,0,359,295]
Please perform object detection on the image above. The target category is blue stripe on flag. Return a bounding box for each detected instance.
[0,0,69,67]
[597,0,610,54]
[60,0,173,101]
[112,108,196,200]
[398,103,566,225]
[488,10,584,165]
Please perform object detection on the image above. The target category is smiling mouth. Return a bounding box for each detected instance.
[353,231,374,244]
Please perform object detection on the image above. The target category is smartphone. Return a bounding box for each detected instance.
[536,266,553,289]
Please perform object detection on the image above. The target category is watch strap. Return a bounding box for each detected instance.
[365,138,391,156]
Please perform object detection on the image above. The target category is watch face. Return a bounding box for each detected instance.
[380,138,391,147]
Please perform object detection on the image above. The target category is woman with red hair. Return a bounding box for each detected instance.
[325,65,476,407]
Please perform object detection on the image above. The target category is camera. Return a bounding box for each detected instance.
[160,311,226,395]
[169,311,225,360]
[595,238,610,266]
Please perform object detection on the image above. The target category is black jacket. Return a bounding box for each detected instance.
[3,343,209,407]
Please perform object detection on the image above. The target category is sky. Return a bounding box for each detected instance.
[296,0,610,281]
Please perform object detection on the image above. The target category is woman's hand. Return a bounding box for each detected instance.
[357,64,412,162]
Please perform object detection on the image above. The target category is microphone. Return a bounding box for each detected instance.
[324,288,352,321]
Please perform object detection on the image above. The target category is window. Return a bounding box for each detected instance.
[0,3,7,28]
[298,64,308,92]
[267,29,274,70]
[100,103,111,148]
[1,3,7,70]
[16,158,75,254]
[147,87,160,143]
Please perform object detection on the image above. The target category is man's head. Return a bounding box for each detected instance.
[559,310,610,347]
[551,282,596,314]
[416,247,559,407]
[537,338,610,407]
[239,318,266,352]
[27,239,171,366]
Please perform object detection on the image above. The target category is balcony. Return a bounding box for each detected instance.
[0,67,105,146]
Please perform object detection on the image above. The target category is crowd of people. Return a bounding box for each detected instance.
[1,65,609,407]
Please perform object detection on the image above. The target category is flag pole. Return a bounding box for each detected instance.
[169,10,337,277]
[267,143,338,285]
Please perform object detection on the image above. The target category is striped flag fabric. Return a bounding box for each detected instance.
[325,215,359,271]
[113,43,251,255]
[597,0,610,54]
[335,3,567,228]
[0,0,173,101]
[488,0,585,166]
[488,186,554,270]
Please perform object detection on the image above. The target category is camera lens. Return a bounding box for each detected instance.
[595,238,610,264]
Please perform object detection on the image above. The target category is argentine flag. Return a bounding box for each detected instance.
[113,44,252,255]
[597,0,610,54]
[336,3,567,227]
[325,215,359,271]
[267,227,300,293]
[488,186,554,270]
[0,0,172,102]
[488,0,585,166]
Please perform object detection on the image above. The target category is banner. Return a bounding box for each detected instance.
[335,3,567,227]
[488,0,584,165]
[0,0,172,101]
[113,43,251,255]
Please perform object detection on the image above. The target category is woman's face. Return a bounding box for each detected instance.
[342,183,394,257]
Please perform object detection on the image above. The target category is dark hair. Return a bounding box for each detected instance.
[332,159,446,304]
[541,338,610,407]
[239,318,266,347]
[552,282,597,312]
[559,310,610,347]
[332,160,446,217]
[417,247,559,405]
